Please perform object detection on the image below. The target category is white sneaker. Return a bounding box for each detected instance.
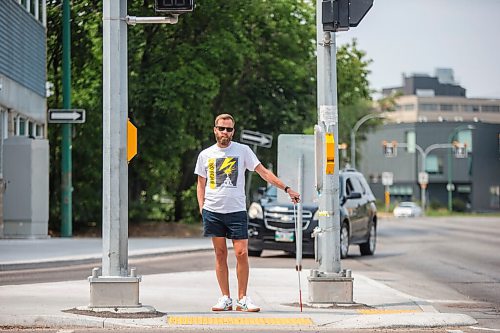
[211,295,233,311]
[235,296,260,312]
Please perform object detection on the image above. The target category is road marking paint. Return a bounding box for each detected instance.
[167,316,314,325]
[469,327,500,332]
[357,309,421,315]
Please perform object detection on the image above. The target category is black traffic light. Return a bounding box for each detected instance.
[322,0,373,32]
[155,0,194,13]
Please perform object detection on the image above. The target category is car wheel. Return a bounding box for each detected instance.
[248,249,262,257]
[359,222,376,256]
[340,222,349,259]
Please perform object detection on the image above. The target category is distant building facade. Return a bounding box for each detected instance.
[0,0,48,237]
[359,69,500,212]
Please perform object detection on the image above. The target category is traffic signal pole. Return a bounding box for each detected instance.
[307,0,353,304]
[88,0,189,311]
[88,0,144,309]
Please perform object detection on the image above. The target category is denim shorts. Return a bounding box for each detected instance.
[202,209,248,239]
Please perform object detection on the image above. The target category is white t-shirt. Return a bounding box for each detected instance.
[194,141,261,213]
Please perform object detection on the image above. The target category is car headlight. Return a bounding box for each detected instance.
[312,209,319,221]
[248,202,263,219]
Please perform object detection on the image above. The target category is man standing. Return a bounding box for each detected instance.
[195,114,300,312]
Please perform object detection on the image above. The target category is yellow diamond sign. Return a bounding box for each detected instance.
[127,119,137,162]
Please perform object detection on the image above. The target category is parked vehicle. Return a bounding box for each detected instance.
[247,169,377,259]
[393,202,422,217]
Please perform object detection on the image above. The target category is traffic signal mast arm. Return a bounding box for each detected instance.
[126,15,178,25]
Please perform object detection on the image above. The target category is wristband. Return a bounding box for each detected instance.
[284,186,290,193]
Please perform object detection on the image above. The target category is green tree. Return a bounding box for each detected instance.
[126,0,317,223]
[47,0,104,233]
[46,0,375,229]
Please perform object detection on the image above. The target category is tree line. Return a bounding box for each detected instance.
[46,0,376,232]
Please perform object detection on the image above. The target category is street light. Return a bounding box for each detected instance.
[447,124,475,212]
[351,113,385,169]
[383,141,454,213]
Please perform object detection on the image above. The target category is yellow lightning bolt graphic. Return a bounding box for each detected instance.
[219,158,236,175]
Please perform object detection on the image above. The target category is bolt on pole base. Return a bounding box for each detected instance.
[308,269,354,304]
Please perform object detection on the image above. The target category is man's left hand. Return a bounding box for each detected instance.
[287,188,300,204]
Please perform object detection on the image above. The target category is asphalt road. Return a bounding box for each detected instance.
[1,215,499,332]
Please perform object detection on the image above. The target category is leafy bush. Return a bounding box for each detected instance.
[430,200,444,210]
[452,198,467,212]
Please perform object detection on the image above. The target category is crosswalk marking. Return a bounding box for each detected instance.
[357,309,421,315]
[168,316,314,325]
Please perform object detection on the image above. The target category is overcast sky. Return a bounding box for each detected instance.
[336,0,500,99]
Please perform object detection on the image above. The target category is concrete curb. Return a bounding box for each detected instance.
[0,246,215,271]
[0,312,477,330]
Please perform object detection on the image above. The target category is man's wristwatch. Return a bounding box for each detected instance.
[284,186,290,193]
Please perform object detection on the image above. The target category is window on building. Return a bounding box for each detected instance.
[1,109,7,140]
[389,186,413,196]
[406,131,416,153]
[425,155,443,174]
[403,104,415,111]
[416,89,435,97]
[18,117,26,136]
[36,124,44,138]
[462,105,480,112]
[457,130,473,152]
[440,104,456,111]
[481,105,500,112]
[419,103,438,111]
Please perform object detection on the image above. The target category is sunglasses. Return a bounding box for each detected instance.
[215,126,234,132]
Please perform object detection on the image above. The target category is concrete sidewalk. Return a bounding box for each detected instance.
[0,238,477,330]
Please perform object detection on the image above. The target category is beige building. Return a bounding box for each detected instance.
[385,95,500,124]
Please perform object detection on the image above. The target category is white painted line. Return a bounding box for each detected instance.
[469,327,500,332]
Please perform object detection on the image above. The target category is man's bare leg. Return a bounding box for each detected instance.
[232,239,249,299]
[212,237,230,296]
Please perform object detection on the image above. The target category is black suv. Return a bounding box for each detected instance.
[247,169,377,258]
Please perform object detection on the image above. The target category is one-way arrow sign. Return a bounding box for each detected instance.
[48,109,86,124]
[240,129,273,148]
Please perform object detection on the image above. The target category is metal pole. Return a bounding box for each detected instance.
[42,0,46,27]
[296,154,303,270]
[421,143,454,212]
[350,113,385,169]
[102,0,129,277]
[420,152,426,212]
[316,3,340,275]
[447,125,474,212]
[61,0,72,237]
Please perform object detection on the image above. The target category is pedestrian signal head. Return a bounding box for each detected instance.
[155,0,194,13]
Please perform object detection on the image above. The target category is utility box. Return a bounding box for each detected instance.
[3,137,49,238]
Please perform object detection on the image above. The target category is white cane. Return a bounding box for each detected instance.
[294,154,304,312]
[293,202,303,312]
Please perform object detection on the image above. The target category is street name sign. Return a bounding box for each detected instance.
[48,109,86,124]
[240,130,272,148]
